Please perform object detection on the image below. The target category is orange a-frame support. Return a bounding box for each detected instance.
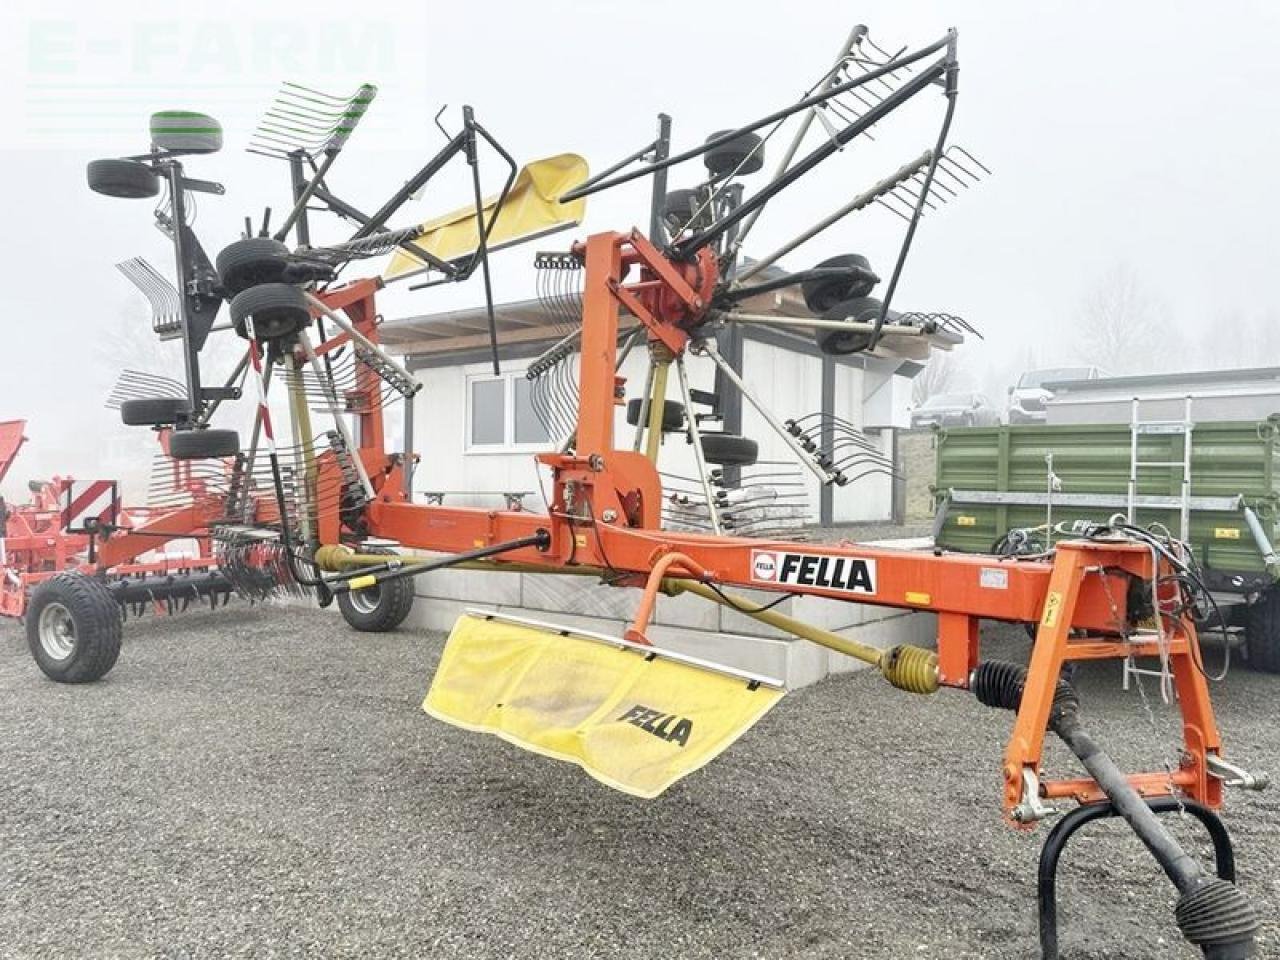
[240,233,1229,821]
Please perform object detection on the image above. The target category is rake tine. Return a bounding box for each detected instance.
[892,181,939,212]
[921,171,960,200]
[280,80,361,105]
[945,144,993,176]
[902,174,946,208]
[877,193,920,221]
[938,152,986,185]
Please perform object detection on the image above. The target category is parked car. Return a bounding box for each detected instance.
[1007,366,1103,423]
[911,392,1001,428]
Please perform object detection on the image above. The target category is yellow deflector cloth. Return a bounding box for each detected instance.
[424,613,786,799]
[383,153,588,281]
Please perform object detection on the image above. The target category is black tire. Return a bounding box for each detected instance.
[1245,587,1280,672]
[700,433,758,467]
[802,254,878,313]
[217,238,291,297]
[169,428,240,460]
[815,295,895,356]
[26,573,122,683]
[86,158,160,199]
[626,398,685,431]
[662,188,709,230]
[120,396,190,427]
[704,130,765,177]
[229,282,311,339]
[337,548,416,632]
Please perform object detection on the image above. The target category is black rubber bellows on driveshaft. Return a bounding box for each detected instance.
[970,658,1080,728]
[1176,878,1260,959]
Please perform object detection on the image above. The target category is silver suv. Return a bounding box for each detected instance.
[1007,366,1103,424]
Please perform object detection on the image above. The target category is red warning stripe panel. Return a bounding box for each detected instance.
[61,481,120,532]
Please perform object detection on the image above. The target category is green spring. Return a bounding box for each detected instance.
[880,644,939,695]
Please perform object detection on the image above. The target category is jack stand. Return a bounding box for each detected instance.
[1038,797,1236,960]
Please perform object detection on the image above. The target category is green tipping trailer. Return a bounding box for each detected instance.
[931,417,1280,670]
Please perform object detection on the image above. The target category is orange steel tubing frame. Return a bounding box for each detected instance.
[283,232,1228,822]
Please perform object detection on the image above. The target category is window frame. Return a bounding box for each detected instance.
[463,368,554,455]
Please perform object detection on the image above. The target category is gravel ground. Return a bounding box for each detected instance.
[1,605,1277,959]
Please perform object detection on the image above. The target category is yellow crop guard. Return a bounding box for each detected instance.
[424,611,786,799]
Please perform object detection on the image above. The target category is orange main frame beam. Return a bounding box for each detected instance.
[307,232,1229,821]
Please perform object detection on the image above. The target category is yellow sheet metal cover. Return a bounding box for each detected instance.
[424,613,785,799]
[383,153,588,280]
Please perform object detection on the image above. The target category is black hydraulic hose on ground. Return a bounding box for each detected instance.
[971,661,1259,958]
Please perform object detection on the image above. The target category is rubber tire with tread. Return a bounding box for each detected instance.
[120,396,190,426]
[26,573,122,683]
[802,254,877,313]
[217,238,291,296]
[700,433,759,467]
[626,398,685,432]
[1246,586,1280,672]
[704,130,765,177]
[169,428,240,460]
[815,295,893,356]
[86,158,160,199]
[337,547,416,632]
[662,188,709,230]
[229,282,311,339]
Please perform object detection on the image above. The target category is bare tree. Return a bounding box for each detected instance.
[1073,264,1176,374]
[1193,309,1280,371]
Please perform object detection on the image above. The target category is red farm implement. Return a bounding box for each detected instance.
[46,24,1267,957]
[0,420,232,624]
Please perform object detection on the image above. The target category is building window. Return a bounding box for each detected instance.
[466,371,552,452]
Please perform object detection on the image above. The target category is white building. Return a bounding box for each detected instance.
[381,282,958,526]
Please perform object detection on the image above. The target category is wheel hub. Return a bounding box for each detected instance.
[38,602,76,660]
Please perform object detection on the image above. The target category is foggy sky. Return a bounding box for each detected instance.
[1,0,1277,496]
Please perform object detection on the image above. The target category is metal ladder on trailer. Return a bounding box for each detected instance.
[1122,396,1193,695]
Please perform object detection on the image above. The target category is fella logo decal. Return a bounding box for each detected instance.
[616,704,693,747]
[750,550,877,595]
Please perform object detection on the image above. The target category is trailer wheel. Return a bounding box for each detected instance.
[704,130,765,177]
[229,282,312,339]
[169,428,240,460]
[217,238,291,296]
[86,158,160,199]
[337,548,415,632]
[803,254,878,313]
[1245,586,1280,672]
[626,398,685,432]
[700,433,758,467]
[27,573,122,683]
[120,396,190,426]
